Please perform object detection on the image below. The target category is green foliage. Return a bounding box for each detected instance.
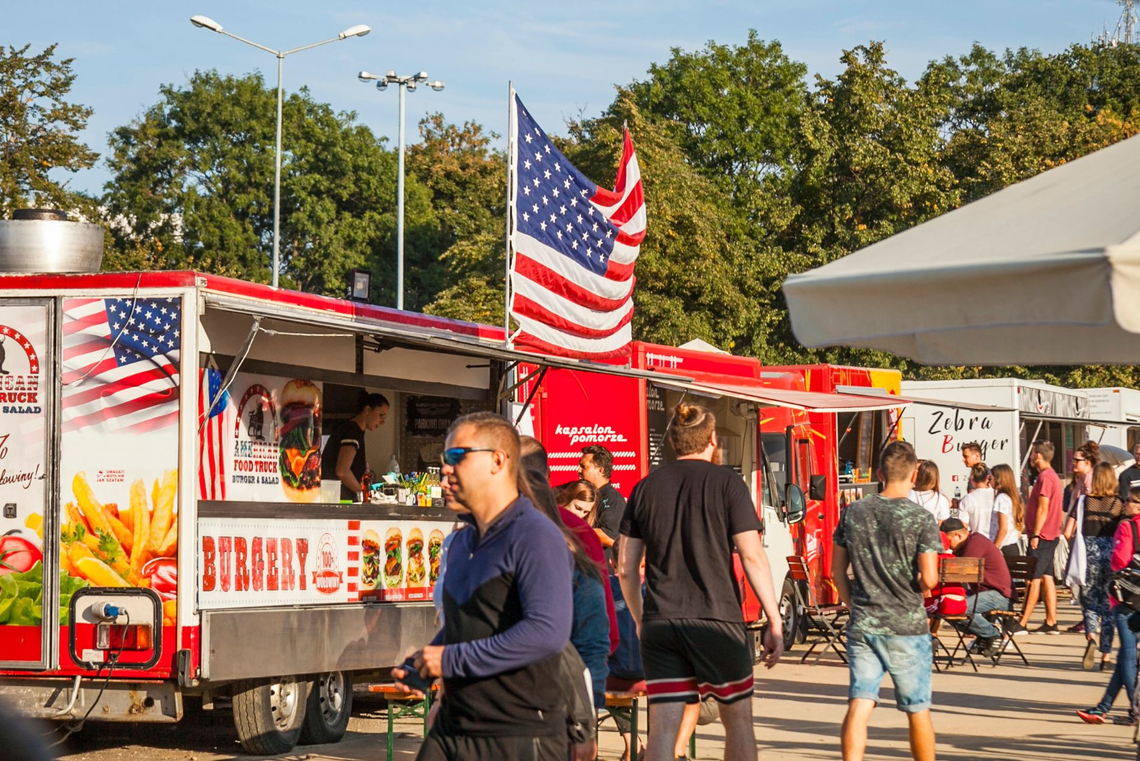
[74,36,1140,387]
[0,44,98,218]
[102,70,437,304]
[411,115,507,323]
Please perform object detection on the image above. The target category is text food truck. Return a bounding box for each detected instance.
[1087,387,1140,451]
[900,378,1100,492]
[519,345,909,649]
[0,213,677,754]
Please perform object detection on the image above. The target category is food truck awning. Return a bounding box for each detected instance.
[844,390,1017,413]
[651,377,912,413]
[203,290,692,384]
[782,132,1140,366]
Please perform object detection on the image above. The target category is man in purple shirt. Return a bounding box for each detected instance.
[395,412,575,761]
[1014,439,1063,636]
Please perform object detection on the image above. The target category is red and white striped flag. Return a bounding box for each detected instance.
[508,93,645,359]
[61,297,181,434]
[198,367,228,500]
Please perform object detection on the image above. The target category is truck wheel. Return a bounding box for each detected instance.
[300,671,353,745]
[779,579,801,650]
[232,676,307,756]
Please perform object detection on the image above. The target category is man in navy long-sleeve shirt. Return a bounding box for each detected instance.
[396,412,573,761]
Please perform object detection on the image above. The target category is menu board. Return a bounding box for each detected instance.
[197,517,454,609]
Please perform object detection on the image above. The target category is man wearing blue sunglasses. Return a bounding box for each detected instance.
[395,411,577,761]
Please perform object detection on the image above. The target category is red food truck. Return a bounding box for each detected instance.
[0,261,694,754]
[517,344,908,650]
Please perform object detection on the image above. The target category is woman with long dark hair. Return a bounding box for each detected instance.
[909,460,952,523]
[519,437,613,716]
[1065,461,1125,670]
[990,464,1024,558]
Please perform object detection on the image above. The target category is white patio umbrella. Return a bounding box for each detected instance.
[782,132,1140,366]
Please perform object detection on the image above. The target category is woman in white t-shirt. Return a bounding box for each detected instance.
[909,459,954,524]
[990,463,1024,556]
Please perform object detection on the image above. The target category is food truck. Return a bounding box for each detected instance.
[1087,387,1140,451]
[0,235,686,755]
[900,378,1096,491]
[519,348,909,649]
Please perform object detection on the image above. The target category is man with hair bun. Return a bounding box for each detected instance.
[618,402,782,761]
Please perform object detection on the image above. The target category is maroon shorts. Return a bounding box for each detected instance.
[640,618,754,705]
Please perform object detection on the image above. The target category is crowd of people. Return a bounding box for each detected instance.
[394,404,783,761]
[390,408,1140,761]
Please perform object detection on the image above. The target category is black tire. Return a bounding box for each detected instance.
[779,579,801,651]
[300,671,353,745]
[232,676,308,756]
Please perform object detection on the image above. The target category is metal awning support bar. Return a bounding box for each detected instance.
[203,291,692,384]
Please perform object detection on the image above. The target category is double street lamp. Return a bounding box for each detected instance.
[190,15,371,288]
[358,71,444,311]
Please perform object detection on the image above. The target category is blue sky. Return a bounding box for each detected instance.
[5,0,1128,195]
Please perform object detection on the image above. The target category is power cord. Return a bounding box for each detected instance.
[49,609,131,748]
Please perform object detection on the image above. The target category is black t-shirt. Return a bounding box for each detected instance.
[595,482,627,564]
[321,419,366,500]
[1120,465,1140,501]
[619,459,762,622]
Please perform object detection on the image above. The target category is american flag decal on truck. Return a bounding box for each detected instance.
[61,297,181,434]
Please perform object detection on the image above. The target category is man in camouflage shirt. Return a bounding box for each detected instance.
[832,440,942,761]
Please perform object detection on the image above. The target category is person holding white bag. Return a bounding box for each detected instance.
[1065,461,1126,671]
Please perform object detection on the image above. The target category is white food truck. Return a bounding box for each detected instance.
[1087,387,1140,452]
[900,378,1096,491]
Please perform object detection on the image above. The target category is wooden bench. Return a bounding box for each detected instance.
[600,687,696,758]
[369,683,438,761]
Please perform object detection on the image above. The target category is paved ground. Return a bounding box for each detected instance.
[55,606,1139,760]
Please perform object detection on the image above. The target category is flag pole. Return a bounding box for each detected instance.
[504,82,517,348]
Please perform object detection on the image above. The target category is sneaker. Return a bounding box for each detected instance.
[1033,623,1060,635]
[1067,621,1086,633]
[970,636,997,656]
[1010,623,1029,637]
[1077,707,1108,724]
[1114,712,1138,727]
[1083,640,1098,671]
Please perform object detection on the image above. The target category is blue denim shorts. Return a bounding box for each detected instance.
[847,631,933,713]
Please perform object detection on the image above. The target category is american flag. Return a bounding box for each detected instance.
[198,367,228,500]
[61,297,181,434]
[509,94,645,359]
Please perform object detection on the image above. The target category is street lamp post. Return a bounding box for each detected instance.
[358,70,444,311]
[190,15,370,288]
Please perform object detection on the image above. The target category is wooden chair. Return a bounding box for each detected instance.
[933,556,986,672]
[369,683,437,761]
[786,555,849,663]
[984,555,1037,667]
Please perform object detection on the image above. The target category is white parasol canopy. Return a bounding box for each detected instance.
[782,132,1140,365]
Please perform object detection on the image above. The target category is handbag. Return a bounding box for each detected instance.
[556,643,594,744]
[1110,521,1140,613]
[1053,534,1070,583]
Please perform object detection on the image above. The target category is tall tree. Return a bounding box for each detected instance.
[564,94,767,352]
[102,70,435,302]
[0,44,98,218]
[628,32,807,221]
[410,115,507,324]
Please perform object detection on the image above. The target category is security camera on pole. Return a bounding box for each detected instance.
[190,15,371,289]
[358,70,444,311]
